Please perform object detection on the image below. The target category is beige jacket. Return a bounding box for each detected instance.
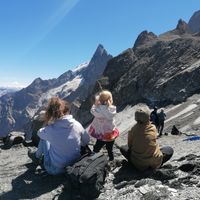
[128,122,163,171]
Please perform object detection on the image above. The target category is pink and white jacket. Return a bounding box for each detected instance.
[88,104,119,141]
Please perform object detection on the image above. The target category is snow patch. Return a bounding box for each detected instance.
[165,104,182,113]
[180,125,191,132]
[181,112,194,119]
[38,76,83,106]
[26,107,38,118]
[114,105,138,137]
[165,104,198,123]
[72,62,89,73]
[181,59,200,73]
[193,116,200,125]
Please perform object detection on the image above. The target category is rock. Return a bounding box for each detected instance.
[179,163,196,172]
[175,19,191,34]
[133,30,157,48]
[2,131,25,149]
[152,169,177,181]
[188,10,200,33]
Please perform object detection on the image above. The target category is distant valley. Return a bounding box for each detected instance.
[0,87,21,97]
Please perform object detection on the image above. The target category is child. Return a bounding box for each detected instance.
[89,90,119,161]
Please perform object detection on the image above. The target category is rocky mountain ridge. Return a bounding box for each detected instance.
[0,44,112,137]
[77,19,200,126]
[188,10,200,33]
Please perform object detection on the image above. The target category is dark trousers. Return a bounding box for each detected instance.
[158,121,164,136]
[120,145,173,167]
[93,140,114,161]
[120,145,131,162]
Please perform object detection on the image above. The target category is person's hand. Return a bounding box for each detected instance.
[107,98,113,106]
[95,95,100,106]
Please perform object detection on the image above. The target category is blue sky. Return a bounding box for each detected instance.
[0,0,199,88]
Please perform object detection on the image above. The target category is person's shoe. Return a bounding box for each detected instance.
[28,149,40,165]
[23,140,35,147]
[108,153,114,162]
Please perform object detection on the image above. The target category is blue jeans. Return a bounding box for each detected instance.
[36,139,65,175]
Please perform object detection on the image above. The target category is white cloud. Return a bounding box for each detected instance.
[0,81,26,89]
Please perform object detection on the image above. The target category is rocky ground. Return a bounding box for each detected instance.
[1,94,200,200]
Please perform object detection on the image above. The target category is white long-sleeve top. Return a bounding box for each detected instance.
[89,104,118,141]
[38,115,90,168]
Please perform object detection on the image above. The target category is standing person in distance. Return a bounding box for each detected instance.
[89,90,119,161]
[150,106,159,130]
[158,109,166,137]
[28,97,90,175]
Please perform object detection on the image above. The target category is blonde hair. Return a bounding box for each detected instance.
[99,90,113,105]
[45,97,70,123]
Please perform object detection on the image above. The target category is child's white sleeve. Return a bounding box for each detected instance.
[104,106,117,120]
[90,105,103,118]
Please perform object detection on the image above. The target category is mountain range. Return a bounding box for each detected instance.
[76,17,200,126]
[0,44,112,137]
[1,9,200,200]
[1,10,200,139]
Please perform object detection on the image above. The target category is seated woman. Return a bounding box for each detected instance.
[120,104,173,171]
[28,97,90,175]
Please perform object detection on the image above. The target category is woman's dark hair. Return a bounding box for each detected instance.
[45,97,70,123]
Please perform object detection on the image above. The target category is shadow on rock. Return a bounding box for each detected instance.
[0,163,66,200]
[113,160,154,189]
[113,160,178,190]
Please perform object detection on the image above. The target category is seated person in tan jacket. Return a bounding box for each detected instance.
[120,104,173,171]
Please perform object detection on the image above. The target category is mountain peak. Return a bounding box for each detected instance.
[176,19,190,34]
[94,44,110,57]
[96,44,104,50]
[133,30,157,48]
[32,77,43,84]
[188,10,200,33]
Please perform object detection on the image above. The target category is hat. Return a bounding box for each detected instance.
[135,105,151,123]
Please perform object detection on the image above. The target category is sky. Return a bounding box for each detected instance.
[0,0,200,88]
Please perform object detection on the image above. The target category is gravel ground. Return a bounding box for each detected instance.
[1,94,200,200]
